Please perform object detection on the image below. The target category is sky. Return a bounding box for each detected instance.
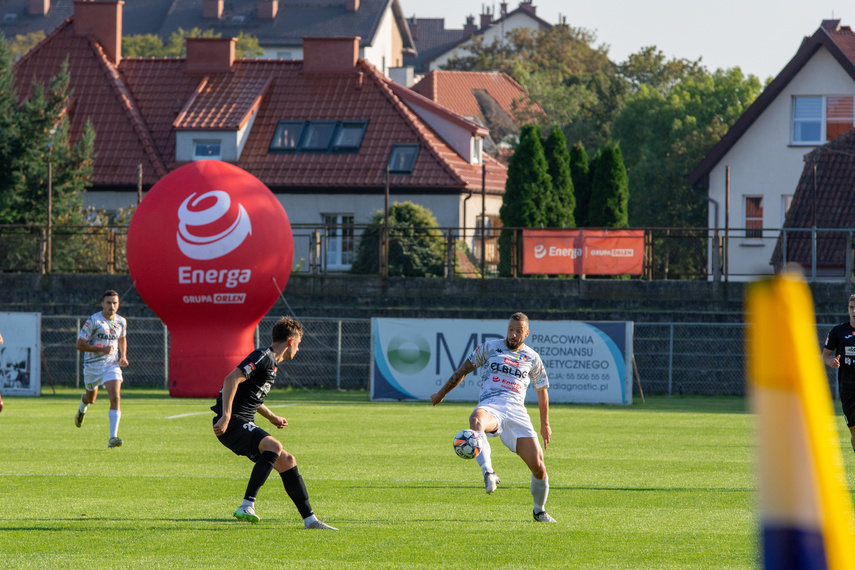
[397,0,855,81]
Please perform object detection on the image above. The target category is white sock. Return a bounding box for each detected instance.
[108,409,121,439]
[78,395,88,414]
[475,431,494,475]
[303,514,318,527]
[531,474,549,512]
[241,499,254,508]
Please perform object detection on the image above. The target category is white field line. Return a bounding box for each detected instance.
[165,403,301,419]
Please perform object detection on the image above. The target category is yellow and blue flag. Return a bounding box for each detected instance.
[747,272,855,569]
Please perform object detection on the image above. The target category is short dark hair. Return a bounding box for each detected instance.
[103,290,119,299]
[510,312,529,327]
[272,316,303,343]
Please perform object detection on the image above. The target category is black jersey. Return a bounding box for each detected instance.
[211,347,278,422]
[824,322,855,385]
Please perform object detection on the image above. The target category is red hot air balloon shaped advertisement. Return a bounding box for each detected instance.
[127,161,293,397]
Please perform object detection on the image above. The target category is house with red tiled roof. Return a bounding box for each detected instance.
[402,1,554,75]
[1,0,415,78]
[689,20,855,281]
[13,0,506,272]
[769,129,855,279]
[411,69,543,150]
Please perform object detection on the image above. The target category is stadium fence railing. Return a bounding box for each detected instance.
[35,316,839,398]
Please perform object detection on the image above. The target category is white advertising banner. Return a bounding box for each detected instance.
[371,318,632,405]
[0,312,41,397]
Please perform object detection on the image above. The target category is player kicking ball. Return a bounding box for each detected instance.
[431,312,557,523]
[211,316,336,530]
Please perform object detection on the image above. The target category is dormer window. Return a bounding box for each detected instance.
[792,95,854,144]
[387,144,419,174]
[268,120,368,153]
[194,140,222,160]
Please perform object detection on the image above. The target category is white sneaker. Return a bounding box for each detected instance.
[533,510,557,523]
[306,519,338,530]
[233,504,260,523]
[484,471,499,494]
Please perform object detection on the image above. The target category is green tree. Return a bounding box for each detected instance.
[613,65,761,228]
[618,46,705,95]
[542,125,574,227]
[570,142,591,227]
[7,31,45,61]
[497,124,553,274]
[350,201,447,277]
[123,29,264,59]
[588,143,629,228]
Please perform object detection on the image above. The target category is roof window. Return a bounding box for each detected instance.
[387,144,419,175]
[269,120,368,153]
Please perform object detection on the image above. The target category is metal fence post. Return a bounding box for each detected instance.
[163,323,169,390]
[336,320,342,390]
[668,323,674,397]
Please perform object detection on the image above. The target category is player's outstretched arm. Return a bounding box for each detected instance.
[118,336,129,367]
[537,388,551,448]
[258,404,288,429]
[431,360,477,406]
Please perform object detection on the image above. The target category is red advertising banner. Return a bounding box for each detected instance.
[522,229,645,275]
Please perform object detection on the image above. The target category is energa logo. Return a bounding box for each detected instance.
[176,191,252,260]
[533,244,547,259]
[387,332,431,374]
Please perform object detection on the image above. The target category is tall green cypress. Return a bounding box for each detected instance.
[498,125,553,275]
[588,143,629,228]
[569,142,590,227]
[543,126,575,228]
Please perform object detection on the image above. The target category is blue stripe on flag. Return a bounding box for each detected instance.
[763,526,827,570]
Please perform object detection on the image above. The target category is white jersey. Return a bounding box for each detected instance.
[79,311,127,374]
[468,339,549,407]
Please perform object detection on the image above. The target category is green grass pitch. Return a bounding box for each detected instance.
[0,388,848,569]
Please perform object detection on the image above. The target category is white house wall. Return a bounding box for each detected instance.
[707,47,855,281]
[360,6,396,76]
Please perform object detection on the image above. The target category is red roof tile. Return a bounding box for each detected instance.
[411,70,543,121]
[13,19,507,194]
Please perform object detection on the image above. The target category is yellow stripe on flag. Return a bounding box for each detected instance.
[747,271,855,569]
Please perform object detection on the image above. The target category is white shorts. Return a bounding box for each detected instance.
[83,367,123,392]
[474,398,538,454]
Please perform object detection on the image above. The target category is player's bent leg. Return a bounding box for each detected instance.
[516,437,546,478]
[469,408,499,433]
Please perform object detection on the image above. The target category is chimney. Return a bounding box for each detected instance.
[480,8,492,29]
[408,17,418,40]
[203,0,223,19]
[73,0,123,65]
[257,0,278,19]
[463,15,477,35]
[185,37,235,72]
[500,2,508,16]
[29,0,49,17]
[302,37,360,72]
[346,0,359,12]
[519,0,536,15]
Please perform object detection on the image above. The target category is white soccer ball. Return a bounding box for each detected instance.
[453,429,481,459]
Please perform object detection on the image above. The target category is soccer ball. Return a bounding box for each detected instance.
[453,429,481,459]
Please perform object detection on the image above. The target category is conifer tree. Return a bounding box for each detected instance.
[498,124,553,274]
[588,143,629,228]
[542,125,575,227]
[570,142,591,227]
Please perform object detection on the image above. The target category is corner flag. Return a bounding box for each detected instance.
[747,272,855,569]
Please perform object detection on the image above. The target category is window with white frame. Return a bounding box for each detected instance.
[781,194,793,225]
[744,196,763,240]
[323,214,355,269]
[792,96,854,144]
[194,140,222,160]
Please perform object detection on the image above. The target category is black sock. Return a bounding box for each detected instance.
[244,450,279,502]
[280,466,313,519]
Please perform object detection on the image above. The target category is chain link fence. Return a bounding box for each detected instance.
[36,316,840,397]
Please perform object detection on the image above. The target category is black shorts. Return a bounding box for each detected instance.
[214,416,271,462]
[840,383,855,428]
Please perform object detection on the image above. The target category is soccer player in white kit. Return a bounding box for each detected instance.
[75,290,129,448]
[431,312,556,523]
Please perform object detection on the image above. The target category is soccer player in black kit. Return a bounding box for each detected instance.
[212,316,336,529]
[822,294,855,453]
